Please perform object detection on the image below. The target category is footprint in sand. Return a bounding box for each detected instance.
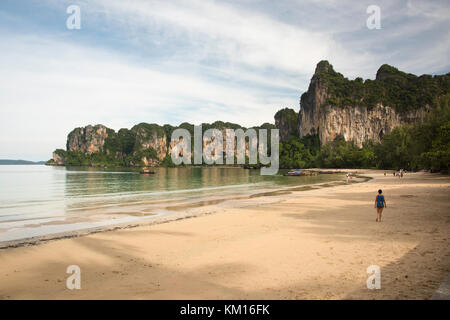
[420,250,434,256]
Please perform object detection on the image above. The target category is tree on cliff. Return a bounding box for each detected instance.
[274,108,298,142]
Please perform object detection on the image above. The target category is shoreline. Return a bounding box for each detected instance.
[0,172,369,250]
[0,170,449,299]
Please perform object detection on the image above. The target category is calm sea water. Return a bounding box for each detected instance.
[0,165,342,242]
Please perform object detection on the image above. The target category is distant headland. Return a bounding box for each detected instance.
[0,159,46,165]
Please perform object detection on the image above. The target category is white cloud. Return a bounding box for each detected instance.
[85,0,374,74]
[0,34,294,160]
[406,0,450,20]
[1,0,449,160]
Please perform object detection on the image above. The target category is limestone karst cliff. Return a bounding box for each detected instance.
[298,61,448,146]
[66,125,110,154]
[50,121,275,167]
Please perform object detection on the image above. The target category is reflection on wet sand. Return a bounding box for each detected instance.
[163,175,371,212]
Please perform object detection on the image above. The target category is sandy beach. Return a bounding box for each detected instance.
[0,171,449,299]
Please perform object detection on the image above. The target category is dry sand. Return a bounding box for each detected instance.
[0,171,449,299]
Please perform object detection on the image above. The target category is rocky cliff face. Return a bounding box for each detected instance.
[298,61,437,146]
[51,151,65,165]
[132,124,167,160]
[308,104,429,146]
[67,125,109,154]
[52,121,275,166]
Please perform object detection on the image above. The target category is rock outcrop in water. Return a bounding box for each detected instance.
[297,61,448,146]
[49,121,275,167]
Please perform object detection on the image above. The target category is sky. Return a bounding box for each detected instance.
[0,0,449,161]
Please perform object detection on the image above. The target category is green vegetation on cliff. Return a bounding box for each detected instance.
[53,121,275,167]
[312,60,450,112]
[280,94,450,171]
[274,108,298,141]
[52,147,160,167]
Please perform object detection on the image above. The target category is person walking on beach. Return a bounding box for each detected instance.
[374,189,387,222]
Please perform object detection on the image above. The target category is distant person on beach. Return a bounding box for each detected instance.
[346,172,352,183]
[374,189,387,222]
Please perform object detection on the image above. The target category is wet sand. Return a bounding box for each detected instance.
[0,171,449,299]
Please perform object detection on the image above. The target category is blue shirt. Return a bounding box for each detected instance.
[376,195,385,208]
